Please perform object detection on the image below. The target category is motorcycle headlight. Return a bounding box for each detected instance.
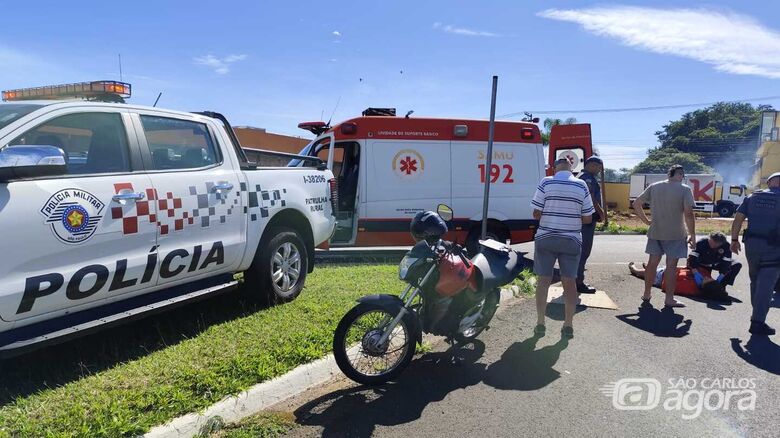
[399,256,419,281]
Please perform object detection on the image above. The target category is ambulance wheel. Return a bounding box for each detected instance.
[717,203,735,218]
[466,224,508,256]
[246,227,308,304]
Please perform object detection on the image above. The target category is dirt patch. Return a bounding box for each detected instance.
[606,211,735,234]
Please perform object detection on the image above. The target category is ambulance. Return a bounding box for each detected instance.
[292,108,593,250]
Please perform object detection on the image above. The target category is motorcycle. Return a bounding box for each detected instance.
[333,204,524,385]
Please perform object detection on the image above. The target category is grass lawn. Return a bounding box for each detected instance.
[0,265,403,437]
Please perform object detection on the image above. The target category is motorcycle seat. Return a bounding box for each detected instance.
[471,239,523,291]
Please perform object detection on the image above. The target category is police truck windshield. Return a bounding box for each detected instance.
[0,104,43,130]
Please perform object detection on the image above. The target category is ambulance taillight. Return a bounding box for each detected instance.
[521,128,535,140]
[329,178,338,213]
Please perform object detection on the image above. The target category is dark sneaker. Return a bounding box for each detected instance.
[749,321,776,336]
[577,283,596,294]
[534,324,546,336]
[561,326,574,339]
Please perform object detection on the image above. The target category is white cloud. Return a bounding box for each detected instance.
[224,54,247,63]
[538,6,780,79]
[332,30,341,37]
[193,54,247,75]
[432,22,498,37]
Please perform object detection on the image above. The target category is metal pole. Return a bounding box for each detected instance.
[600,167,608,226]
[481,76,498,240]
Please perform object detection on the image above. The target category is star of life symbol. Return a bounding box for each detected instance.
[392,149,424,178]
[399,156,417,174]
[558,150,577,166]
[40,188,105,244]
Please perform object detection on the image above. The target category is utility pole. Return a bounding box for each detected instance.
[481,76,498,240]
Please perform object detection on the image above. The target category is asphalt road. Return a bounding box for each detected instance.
[280,235,779,438]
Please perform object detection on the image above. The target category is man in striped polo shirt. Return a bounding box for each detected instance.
[531,158,595,338]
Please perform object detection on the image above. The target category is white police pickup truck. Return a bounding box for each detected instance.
[0,81,336,355]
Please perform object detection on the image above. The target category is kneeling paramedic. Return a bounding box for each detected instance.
[687,231,742,289]
[731,172,780,336]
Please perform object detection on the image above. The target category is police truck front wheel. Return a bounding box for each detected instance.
[247,227,308,304]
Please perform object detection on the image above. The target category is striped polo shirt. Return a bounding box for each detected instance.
[531,170,595,244]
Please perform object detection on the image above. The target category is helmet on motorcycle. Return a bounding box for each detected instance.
[410,211,448,243]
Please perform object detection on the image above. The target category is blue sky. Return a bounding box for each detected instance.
[2,0,779,169]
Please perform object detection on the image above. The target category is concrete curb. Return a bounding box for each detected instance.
[144,287,518,437]
[145,354,343,437]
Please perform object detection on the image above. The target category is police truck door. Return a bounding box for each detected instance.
[0,108,157,322]
[131,112,244,286]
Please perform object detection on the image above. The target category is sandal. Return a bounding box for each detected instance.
[533,324,546,336]
[561,326,574,339]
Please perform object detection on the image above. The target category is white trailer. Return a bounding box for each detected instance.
[629,173,747,216]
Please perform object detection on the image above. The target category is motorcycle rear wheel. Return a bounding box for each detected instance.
[454,289,500,343]
[333,302,417,385]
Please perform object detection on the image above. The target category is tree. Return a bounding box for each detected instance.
[632,147,712,174]
[541,117,577,145]
[604,167,631,183]
[632,102,773,179]
[653,102,773,169]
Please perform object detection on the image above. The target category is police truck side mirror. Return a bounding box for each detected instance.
[0,145,68,182]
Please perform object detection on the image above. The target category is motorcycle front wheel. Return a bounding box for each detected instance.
[333,302,417,385]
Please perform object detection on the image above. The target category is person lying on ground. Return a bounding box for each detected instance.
[628,262,730,302]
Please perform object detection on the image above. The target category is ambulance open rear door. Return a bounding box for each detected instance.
[547,124,593,176]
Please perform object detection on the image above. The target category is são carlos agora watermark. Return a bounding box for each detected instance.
[601,378,757,419]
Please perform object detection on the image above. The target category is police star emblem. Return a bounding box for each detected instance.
[66,209,85,228]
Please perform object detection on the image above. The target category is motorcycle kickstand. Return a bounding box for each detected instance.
[445,338,464,366]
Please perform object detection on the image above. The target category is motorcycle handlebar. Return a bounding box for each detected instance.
[434,240,471,267]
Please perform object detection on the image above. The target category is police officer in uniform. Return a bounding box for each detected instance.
[731,171,780,336]
[576,156,605,294]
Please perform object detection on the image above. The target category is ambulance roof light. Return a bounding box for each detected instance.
[521,128,535,140]
[2,81,131,103]
[453,124,468,137]
[340,122,357,135]
[298,121,329,136]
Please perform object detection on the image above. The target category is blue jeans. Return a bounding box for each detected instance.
[577,222,595,284]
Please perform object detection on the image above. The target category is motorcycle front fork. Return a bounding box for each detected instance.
[375,264,437,347]
[374,284,420,349]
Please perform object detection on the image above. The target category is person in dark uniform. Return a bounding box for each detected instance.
[576,156,605,294]
[687,231,742,289]
[731,171,780,336]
